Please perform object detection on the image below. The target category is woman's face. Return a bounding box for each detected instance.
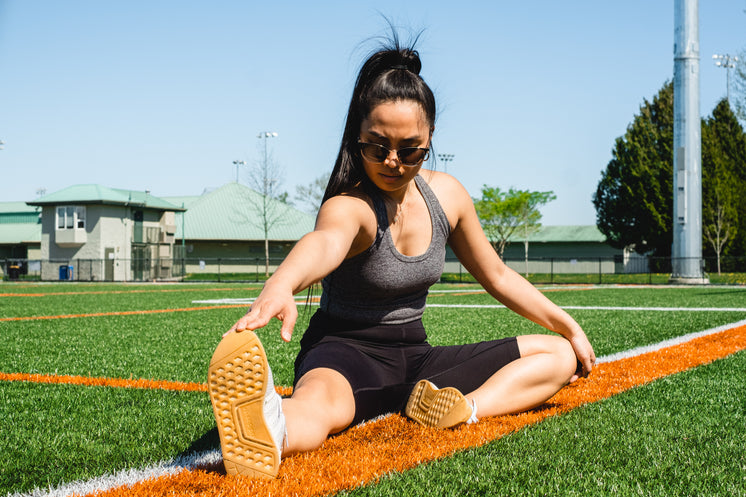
[359,100,432,196]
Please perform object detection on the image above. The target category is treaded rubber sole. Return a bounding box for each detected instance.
[405,379,472,429]
[208,330,280,478]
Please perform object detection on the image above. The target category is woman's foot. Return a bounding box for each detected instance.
[208,330,286,478]
[405,380,475,428]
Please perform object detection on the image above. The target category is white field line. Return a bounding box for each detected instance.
[597,317,746,363]
[10,317,746,497]
[193,297,746,314]
[427,304,746,312]
[8,449,222,497]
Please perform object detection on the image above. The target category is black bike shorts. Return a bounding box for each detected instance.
[293,310,521,427]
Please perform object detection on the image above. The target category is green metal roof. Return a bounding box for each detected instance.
[0,223,41,244]
[0,202,40,226]
[26,184,185,211]
[169,182,315,241]
[507,225,607,243]
[160,195,201,210]
[0,202,39,214]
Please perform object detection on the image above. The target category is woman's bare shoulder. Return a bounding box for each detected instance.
[320,188,374,214]
[419,170,473,225]
[317,188,377,257]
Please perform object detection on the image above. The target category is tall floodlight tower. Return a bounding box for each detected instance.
[671,0,708,284]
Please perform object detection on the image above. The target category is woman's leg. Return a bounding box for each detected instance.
[208,331,356,478]
[282,367,356,455]
[465,334,577,417]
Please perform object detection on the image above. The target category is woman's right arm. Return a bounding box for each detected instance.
[231,194,372,342]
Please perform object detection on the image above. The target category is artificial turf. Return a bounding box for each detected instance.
[340,350,746,497]
[1,284,744,496]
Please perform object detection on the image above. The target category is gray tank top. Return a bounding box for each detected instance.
[320,175,451,324]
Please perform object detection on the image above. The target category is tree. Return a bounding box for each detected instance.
[473,186,555,261]
[294,173,330,215]
[593,81,674,257]
[244,143,286,277]
[702,99,746,271]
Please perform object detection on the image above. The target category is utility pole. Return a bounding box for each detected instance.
[257,132,278,278]
[671,0,708,284]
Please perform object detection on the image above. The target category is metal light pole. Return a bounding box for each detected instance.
[257,131,278,277]
[672,0,707,284]
[232,160,246,183]
[437,153,454,174]
[712,54,739,104]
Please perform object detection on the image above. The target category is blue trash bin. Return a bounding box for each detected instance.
[59,265,73,280]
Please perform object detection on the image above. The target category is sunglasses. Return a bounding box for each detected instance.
[357,140,430,166]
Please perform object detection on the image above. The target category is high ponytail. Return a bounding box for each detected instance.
[323,32,436,202]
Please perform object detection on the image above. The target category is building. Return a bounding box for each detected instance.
[0,202,42,278]
[2,184,632,281]
[26,185,185,281]
[501,225,628,274]
[2,181,317,281]
[163,182,316,276]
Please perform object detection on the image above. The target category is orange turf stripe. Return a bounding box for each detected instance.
[0,304,247,322]
[0,372,208,392]
[86,324,746,497]
[0,371,295,397]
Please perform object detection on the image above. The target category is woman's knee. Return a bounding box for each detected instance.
[292,368,356,431]
[517,335,576,376]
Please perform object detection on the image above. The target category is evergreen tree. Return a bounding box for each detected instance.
[702,99,746,269]
[593,81,674,256]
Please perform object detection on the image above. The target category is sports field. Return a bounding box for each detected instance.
[1,282,745,496]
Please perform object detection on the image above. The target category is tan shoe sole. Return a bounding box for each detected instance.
[208,331,280,478]
[405,379,472,429]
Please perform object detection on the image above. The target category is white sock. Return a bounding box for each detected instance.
[264,365,287,455]
[466,399,478,424]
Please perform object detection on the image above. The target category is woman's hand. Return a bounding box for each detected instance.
[225,283,298,342]
[567,328,596,383]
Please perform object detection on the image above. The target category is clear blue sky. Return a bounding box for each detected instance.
[1,1,744,225]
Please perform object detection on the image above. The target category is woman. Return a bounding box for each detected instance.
[207,38,595,479]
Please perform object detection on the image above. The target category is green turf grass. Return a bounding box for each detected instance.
[0,383,214,495]
[1,284,744,495]
[339,350,746,496]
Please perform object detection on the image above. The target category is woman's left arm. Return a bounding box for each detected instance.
[437,174,596,377]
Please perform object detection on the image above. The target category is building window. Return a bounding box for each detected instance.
[57,205,86,230]
[76,206,86,228]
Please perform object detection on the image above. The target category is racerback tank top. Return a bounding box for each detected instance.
[320,175,451,324]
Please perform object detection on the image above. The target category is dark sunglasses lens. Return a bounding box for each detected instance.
[399,148,427,165]
[361,143,388,162]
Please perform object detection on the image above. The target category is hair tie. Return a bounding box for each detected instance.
[391,64,409,71]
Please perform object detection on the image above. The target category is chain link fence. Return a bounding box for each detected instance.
[2,255,745,284]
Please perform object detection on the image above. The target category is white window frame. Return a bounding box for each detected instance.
[56,205,86,230]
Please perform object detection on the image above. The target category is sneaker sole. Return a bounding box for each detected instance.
[208,330,280,478]
[405,380,472,429]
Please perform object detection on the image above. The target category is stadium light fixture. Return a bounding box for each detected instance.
[437,153,454,174]
[712,53,739,103]
[232,160,247,183]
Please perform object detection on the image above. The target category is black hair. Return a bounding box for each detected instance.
[322,32,436,202]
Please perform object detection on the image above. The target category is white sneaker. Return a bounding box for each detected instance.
[208,330,286,478]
